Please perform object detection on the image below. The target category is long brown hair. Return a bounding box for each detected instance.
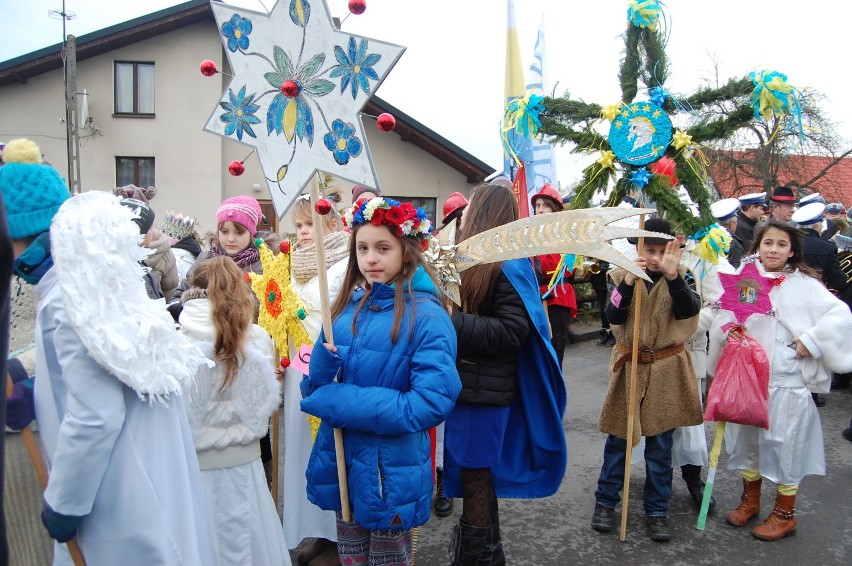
[749,218,819,279]
[329,224,440,343]
[191,256,254,390]
[458,182,519,314]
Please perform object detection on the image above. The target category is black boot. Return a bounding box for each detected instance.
[434,468,454,517]
[682,464,716,513]
[605,330,616,347]
[449,518,490,566]
[481,493,505,566]
[595,329,608,346]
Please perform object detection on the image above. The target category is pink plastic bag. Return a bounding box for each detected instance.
[704,335,770,429]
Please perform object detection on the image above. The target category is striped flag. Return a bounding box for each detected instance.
[503,0,532,217]
[525,16,558,198]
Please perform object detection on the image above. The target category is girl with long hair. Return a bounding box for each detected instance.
[708,218,852,541]
[280,190,350,566]
[443,182,567,565]
[179,256,290,565]
[300,197,460,566]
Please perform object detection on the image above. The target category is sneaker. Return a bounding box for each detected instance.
[605,332,616,347]
[591,504,614,532]
[646,516,672,542]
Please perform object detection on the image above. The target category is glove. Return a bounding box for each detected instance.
[6,378,35,430]
[41,500,84,543]
[167,302,184,323]
[307,342,343,387]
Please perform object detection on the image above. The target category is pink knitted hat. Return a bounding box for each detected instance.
[217,195,262,236]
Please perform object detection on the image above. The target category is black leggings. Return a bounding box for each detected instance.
[461,467,496,527]
[548,305,572,368]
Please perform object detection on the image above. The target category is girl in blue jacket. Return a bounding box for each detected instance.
[300,196,462,566]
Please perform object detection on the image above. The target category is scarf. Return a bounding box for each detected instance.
[292,231,350,283]
[210,239,260,271]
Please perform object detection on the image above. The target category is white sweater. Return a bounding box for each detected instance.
[179,298,281,452]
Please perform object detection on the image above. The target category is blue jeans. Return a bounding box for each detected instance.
[594,430,674,517]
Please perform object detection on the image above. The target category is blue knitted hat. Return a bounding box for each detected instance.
[0,139,71,240]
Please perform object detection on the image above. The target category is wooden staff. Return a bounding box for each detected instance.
[272,346,280,509]
[309,178,352,522]
[6,375,87,565]
[619,213,644,542]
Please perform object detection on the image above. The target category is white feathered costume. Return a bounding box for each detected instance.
[179,295,290,565]
[707,260,852,484]
[34,191,216,565]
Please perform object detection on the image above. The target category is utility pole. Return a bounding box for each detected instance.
[51,1,81,194]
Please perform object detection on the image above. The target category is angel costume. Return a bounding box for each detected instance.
[707,262,852,484]
[180,294,290,565]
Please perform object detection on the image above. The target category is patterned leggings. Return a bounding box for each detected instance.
[337,517,414,566]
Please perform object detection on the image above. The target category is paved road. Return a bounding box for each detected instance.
[6,336,852,565]
[413,337,852,566]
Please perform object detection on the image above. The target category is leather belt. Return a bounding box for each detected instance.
[613,343,685,373]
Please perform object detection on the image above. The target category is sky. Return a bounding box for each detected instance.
[2,0,850,191]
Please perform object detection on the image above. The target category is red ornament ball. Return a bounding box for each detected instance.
[280,79,300,98]
[348,0,367,15]
[228,160,245,176]
[279,240,291,254]
[199,59,219,77]
[315,198,332,216]
[280,356,290,369]
[651,156,678,189]
[242,273,252,283]
[376,113,396,132]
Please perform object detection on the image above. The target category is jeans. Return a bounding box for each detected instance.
[594,430,674,516]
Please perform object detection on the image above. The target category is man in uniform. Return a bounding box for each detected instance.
[735,192,766,250]
[711,198,745,268]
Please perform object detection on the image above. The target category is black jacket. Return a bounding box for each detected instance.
[735,211,758,250]
[801,228,846,292]
[451,272,530,406]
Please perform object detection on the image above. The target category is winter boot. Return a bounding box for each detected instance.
[434,468,454,517]
[682,464,716,513]
[595,329,608,346]
[449,518,490,566]
[481,494,505,566]
[605,330,616,347]
[751,493,797,541]
[726,478,762,526]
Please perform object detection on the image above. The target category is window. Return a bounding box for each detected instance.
[258,200,278,233]
[114,61,155,115]
[116,157,155,187]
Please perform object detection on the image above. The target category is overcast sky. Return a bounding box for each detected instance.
[2,0,850,190]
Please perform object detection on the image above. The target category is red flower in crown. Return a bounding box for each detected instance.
[399,202,416,220]
[371,208,385,226]
[392,225,403,238]
[385,206,405,225]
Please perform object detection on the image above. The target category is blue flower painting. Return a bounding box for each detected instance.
[219,86,261,140]
[324,119,363,165]
[222,14,252,52]
[330,37,381,100]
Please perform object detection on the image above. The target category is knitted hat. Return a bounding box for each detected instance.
[217,195,261,236]
[0,139,71,240]
[352,184,380,201]
[119,198,156,234]
[114,184,157,203]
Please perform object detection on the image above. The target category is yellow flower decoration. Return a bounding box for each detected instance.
[601,104,621,121]
[672,130,693,150]
[597,150,616,169]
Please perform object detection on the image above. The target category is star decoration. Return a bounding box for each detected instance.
[630,167,652,188]
[672,129,693,150]
[205,0,405,218]
[601,104,621,121]
[597,150,616,169]
[718,262,776,324]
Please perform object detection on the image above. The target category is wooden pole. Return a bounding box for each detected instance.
[6,375,87,565]
[271,346,280,509]
[309,178,352,522]
[619,213,645,542]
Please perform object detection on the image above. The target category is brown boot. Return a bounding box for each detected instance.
[725,478,762,526]
[751,493,797,541]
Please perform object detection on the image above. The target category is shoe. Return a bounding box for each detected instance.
[605,332,616,347]
[726,478,762,527]
[449,517,490,566]
[646,516,672,542]
[308,543,342,566]
[686,481,716,514]
[591,504,614,533]
[595,329,608,346]
[831,374,851,390]
[842,428,852,443]
[298,538,333,565]
[567,330,578,344]
[434,469,454,518]
[751,493,797,541]
[812,393,826,407]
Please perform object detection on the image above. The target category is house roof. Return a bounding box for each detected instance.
[709,150,852,205]
[0,0,494,183]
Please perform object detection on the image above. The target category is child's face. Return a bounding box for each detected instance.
[294,216,315,247]
[758,227,794,272]
[639,242,668,273]
[218,221,252,255]
[534,200,556,215]
[356,224,403,286]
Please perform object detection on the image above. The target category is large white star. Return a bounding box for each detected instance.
[204,0,405,218]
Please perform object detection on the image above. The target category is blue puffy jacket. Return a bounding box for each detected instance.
[300,267,461,530]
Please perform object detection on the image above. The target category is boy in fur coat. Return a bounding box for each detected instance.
[590,217,703,542]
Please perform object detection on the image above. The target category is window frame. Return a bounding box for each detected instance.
[114,61,155,117]
[115,156,155,187]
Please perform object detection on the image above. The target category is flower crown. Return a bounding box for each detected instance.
[342,197,433,243]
